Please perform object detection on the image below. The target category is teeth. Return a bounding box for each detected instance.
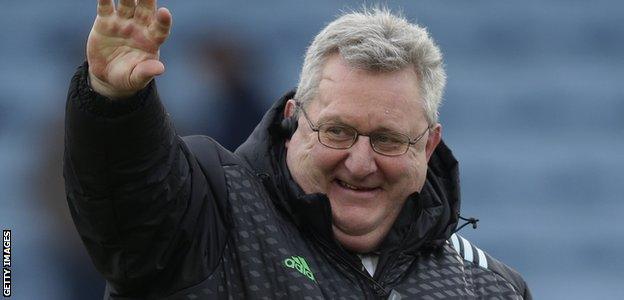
[342,181,360,190]
[338,180,368,190]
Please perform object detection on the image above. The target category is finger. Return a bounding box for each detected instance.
[130,59,165,86]
[148,8,172,43]
[133,6,152,26]
[134,0,156,26]
[97,0,115,17]
[117,0,136,19]
[137,0,156,12]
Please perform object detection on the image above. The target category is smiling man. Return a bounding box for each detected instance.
[284,53,439,253]
[64,1,531,299]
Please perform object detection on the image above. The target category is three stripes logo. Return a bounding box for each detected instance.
[283,256,315,282]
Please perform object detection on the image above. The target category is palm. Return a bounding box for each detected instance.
[87,0,172,97]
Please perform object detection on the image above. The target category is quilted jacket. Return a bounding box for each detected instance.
[64,63,531,299]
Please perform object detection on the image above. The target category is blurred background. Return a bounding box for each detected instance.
[1,0,623,299]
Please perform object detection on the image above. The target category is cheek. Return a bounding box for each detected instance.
[409,158,428,191]
[310,147,344,171]
[289,132,344,193]
[381,155,427,192]
[293,128,344,169]
[306,147,348,192]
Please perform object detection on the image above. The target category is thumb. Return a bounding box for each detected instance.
[130,59,165,88]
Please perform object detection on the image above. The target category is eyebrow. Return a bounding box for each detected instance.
[316,114,347,124]
[317,114,404,134]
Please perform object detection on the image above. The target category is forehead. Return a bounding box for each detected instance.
[310,54,426,134]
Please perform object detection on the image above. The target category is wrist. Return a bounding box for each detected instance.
[87,72,137,100]
[75,62,155,118]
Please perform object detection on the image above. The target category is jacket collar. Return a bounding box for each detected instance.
[236,90,461,253]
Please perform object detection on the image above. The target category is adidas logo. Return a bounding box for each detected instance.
[283,256,315,282]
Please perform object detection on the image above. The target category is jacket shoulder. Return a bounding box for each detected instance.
[448,233,532,299]
[180,135,248,228]
[182,135,241,166]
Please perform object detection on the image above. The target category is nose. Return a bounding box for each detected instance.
[344,136,378,179]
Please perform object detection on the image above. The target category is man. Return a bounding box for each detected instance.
[64,0,531,299]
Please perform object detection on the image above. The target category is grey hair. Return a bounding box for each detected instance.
[294,8,446,125]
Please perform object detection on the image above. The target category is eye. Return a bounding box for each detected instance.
[320,124,354,142]
[327,126,345,135]
[375,133,403,144]
[372,132,407,151]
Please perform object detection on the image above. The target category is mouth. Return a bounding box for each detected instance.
[334,179,380,192]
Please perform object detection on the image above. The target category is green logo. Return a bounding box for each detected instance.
[283,256,315,282]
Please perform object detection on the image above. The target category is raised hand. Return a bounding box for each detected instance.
[87,0,172,99]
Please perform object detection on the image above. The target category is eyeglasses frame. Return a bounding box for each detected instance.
[295,101,431,156]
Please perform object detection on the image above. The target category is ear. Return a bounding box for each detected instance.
[283,99,297,148]
[425,123,442,162]
[284,99,297,119]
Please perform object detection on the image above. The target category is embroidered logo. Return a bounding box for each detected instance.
[283,256,315,282]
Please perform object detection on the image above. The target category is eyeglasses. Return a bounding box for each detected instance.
[297,102,430,156]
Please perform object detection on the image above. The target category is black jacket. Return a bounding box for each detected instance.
[64,63,531,299]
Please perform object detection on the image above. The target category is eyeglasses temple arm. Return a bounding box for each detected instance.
[295,101,319,131]
[408,126,432,145]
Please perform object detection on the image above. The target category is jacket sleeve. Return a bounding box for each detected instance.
[63,62,229,297]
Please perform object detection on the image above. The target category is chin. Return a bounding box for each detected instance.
[332,225,384,253]
[333,219,373,236]
[335,203,380,224]
[331,212,389,251]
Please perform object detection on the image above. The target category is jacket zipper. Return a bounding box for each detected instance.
[312,234,389,298]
